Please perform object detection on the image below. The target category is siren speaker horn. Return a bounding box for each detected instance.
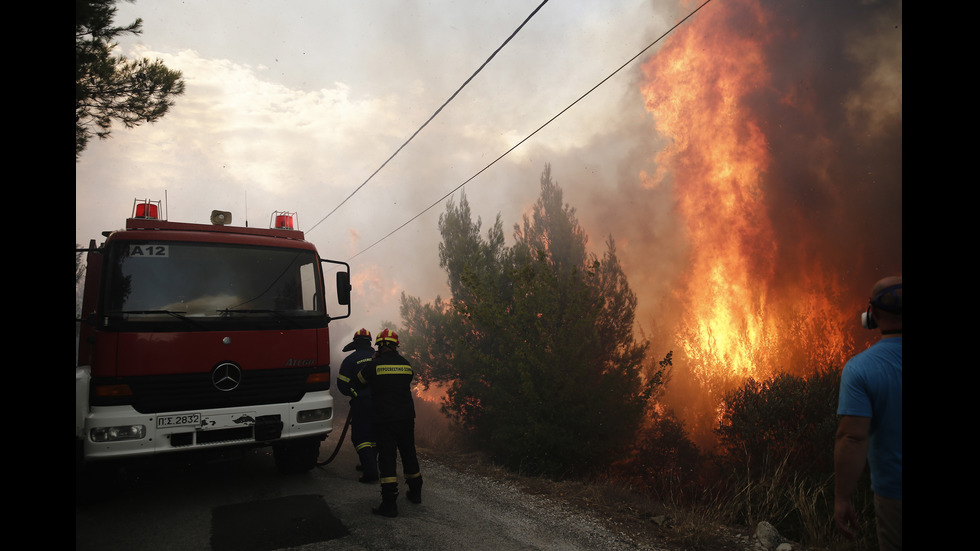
[210,210,232,225]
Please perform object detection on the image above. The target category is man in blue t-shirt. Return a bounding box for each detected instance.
[835,276,902,551]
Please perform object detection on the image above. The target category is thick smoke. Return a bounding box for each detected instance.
[756,0,903,285]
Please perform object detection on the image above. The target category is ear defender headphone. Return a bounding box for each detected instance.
[861,283,902,331]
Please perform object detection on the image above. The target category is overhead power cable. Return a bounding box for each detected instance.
[307,0,550,234]
[348,0,714,261]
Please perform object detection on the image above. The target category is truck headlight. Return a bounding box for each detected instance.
[297,407,331,423]
[90,425,146,442]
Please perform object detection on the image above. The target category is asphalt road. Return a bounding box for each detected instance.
[75,412,653,551]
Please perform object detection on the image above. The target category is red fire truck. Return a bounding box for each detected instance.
[75,200,350,474]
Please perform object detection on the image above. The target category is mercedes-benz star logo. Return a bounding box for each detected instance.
[212,362,242,392]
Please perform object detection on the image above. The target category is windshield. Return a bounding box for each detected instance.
[102,240,325,330]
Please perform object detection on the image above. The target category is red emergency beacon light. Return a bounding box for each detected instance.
[272,211,298,230]
[133,199,163,220]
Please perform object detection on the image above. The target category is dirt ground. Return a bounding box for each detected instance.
[423,447,758,551]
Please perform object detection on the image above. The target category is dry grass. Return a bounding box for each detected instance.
[718,451,880,551]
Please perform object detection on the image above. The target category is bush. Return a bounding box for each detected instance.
[712,365,878,547]
[609,409,706,504]
[715,366,841,483]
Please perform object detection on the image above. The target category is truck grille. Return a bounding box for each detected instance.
[91,367,329,413]
[169,427,253,447]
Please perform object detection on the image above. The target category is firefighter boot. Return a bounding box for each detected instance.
[406,476,423,504]
[372,483,398,517]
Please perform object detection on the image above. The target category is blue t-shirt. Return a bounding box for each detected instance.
[837,336,902,499]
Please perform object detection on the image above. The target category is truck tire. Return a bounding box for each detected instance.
[273,438,320,474]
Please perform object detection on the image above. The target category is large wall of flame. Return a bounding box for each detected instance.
[552,0,901,447]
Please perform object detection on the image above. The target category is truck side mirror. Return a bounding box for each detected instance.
[321,258,352,320]
[336,272,351,306]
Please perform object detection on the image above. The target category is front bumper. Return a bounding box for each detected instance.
[81,391,333,462]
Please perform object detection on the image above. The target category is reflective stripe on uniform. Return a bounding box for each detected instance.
[356,441,376,451]
[376,364,413,375]
[380,477,398,484]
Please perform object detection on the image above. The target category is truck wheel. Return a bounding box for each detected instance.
[273,438,320,474]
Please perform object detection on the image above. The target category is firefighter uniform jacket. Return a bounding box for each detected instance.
[337,345,374,399]
[354,349,416,424]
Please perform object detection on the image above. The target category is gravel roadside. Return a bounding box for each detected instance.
[410,451,757,551]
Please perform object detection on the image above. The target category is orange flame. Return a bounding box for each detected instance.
[414,381,447,403]
[640,0,853,410]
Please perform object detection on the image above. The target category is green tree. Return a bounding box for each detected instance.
[76,244,85,286]
[401,165,666,478]
[76,0,185,160]
[76,244,85,320]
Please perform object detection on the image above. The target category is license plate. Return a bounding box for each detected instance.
[156,413,202,428]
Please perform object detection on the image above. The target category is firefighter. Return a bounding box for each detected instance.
[336,328,379,483]
[353,328,422,517]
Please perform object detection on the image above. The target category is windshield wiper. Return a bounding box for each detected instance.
[106,310,207,329]
[217,308,302,327]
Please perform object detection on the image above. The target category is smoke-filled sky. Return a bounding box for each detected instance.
[76,0,901,432]
[76,0,671,329]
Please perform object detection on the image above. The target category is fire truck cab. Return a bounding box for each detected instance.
[75,200,351,474]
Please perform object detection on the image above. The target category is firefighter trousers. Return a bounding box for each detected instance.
[374,419,422,495]
[349,399,377,479]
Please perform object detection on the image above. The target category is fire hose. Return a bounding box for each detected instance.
[316,407,352,467]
